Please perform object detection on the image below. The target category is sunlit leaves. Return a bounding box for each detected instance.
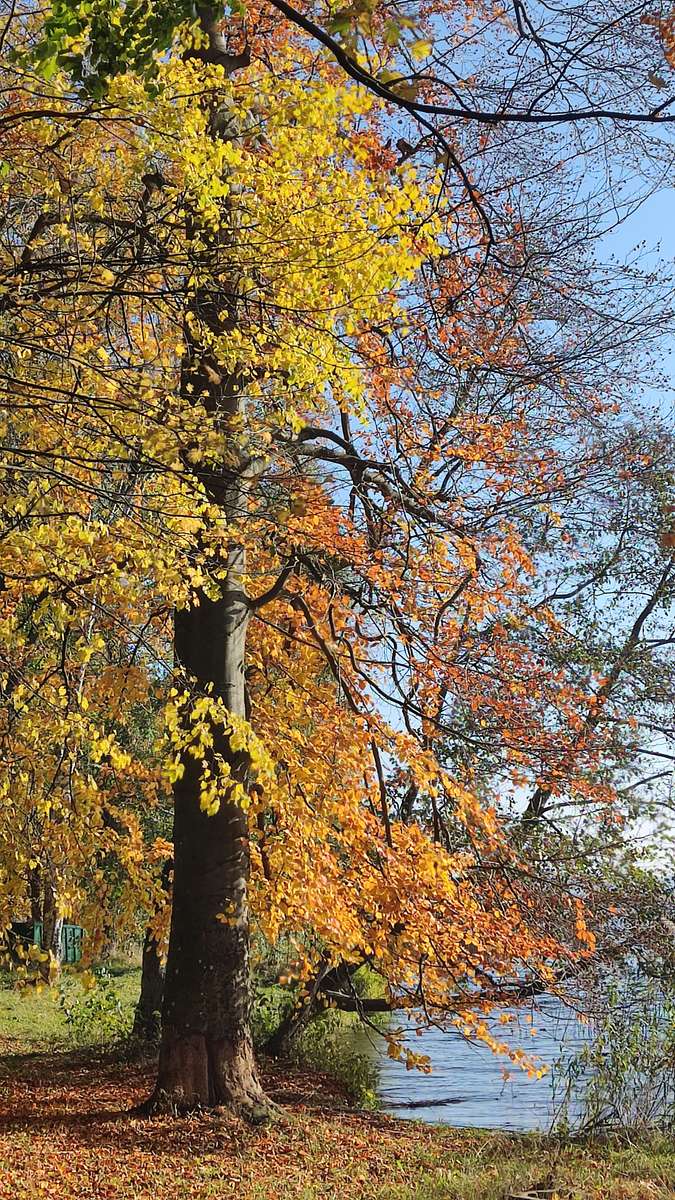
[0,4,639,1073]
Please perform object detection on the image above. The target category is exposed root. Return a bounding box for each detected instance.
[132,1087,281,1123]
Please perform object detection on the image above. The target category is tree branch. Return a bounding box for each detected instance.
[266,0,675,126]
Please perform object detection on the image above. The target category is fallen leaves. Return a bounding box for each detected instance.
[0,1051,674,1199]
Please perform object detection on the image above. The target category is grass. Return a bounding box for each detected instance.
[0,963,140,1052]
[0,973,674,1199]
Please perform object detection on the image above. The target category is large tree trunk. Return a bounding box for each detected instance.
[152,585,267,1113]
[146,14,269,1118]
[150,245,265,1114]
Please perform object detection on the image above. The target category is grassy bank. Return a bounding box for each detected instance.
[1,1049,673,1199]
[1,973,674,1198]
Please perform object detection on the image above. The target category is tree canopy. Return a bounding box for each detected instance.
[1,0,674,1109]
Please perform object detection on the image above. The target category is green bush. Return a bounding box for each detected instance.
[351,963,388,1003]
[58,967,133,1048]
[249,961,386,1108]
[251,983,294,1049]
[293,1007,381,1109]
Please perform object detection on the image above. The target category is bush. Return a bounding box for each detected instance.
[351,963,388,1004]
[293,1007,381,1108]
[251,983,294,1049]
[58,967,133,1048]
[249,961,386,1108]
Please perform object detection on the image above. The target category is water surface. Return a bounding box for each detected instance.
[352,998,590,1131]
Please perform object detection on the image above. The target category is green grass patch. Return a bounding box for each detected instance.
[0,964,140,1052]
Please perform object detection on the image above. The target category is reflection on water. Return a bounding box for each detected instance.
[350,997,591,1131]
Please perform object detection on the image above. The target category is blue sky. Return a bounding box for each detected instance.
[609,181,675,385]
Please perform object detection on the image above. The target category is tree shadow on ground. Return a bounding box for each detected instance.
[0,1047,378,1159]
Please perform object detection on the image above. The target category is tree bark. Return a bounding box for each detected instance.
[133,926,165,1046]
[151,588,267,1113]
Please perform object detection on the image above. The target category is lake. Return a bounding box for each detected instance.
[351,997,592,1131]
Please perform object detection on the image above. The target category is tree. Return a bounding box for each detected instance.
[2,0,674,1115]
[31,0,675,127]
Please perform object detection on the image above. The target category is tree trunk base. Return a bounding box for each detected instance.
[134,1092,277,1125]
[130,1012,162,1050]
[135,1032,275,1123]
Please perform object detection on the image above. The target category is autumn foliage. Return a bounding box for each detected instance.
[1,0,674,1109]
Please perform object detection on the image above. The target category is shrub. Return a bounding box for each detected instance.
[293,1008,381,1108]
[251,983,295,1049]
[58,967,132,1048]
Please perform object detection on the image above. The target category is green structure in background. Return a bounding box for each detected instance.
[9,921,84,964]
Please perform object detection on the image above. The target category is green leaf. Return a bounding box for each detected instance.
[328,12,352,34]
[39,56,60,81]
[410,38,433,62]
